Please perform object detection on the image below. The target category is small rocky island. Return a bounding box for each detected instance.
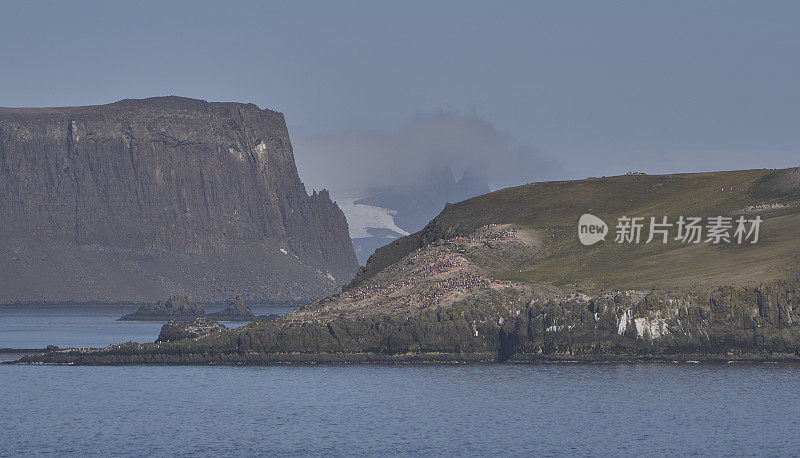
[208,296,256,321]
[120,295,259,322]
[119,296,206,321]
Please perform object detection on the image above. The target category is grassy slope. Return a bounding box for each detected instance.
[357,168,800,293]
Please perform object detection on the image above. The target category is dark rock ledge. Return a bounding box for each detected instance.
[157,318,227,342]
[12,282,800,366]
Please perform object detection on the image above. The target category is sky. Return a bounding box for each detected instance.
[2,0,799,193]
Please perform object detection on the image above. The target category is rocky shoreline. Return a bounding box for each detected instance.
[13,279,800,366]
[12,168,800,366]
[11,351,800,366]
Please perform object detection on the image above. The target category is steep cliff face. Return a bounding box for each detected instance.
[0,96,358,303]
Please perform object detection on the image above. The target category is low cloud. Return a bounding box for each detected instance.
[292,111,559,196]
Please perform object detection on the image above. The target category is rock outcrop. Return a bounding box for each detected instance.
[208,296,256,322]
[157,317,227,342]
[119,296,205,321]
[0,96,358,303]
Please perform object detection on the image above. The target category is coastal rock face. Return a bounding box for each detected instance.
[0,97,358,303]
[208,296,256,322]
[157,317,227,342]
[18,168,800,364]
[119,296,206,321]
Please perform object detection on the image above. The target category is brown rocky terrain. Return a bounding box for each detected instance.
[0,96,358,303]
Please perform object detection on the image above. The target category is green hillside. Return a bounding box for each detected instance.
[357,167,800,292]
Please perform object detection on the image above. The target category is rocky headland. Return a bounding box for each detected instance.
[0,97,358,303]
[16,167,800,365]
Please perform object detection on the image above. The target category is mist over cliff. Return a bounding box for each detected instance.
[293,112,553,264]
[345,166,490,264]
[0,96,358,303]
[293,111,557,195]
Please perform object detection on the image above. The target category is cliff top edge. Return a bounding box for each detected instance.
[0,96,281,117]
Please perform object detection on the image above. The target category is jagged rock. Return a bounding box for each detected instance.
[0,96,358,303]
[157,317,227,342]
[119,296,205,321]
[208,296,256,321]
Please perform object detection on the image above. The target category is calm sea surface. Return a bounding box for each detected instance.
[2,307,800,456]
[0,303,294,351]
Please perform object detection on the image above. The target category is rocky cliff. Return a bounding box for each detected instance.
[0,96,358,303]
[16,167,800,365]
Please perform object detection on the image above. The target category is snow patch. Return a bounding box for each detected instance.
[336,197,410,239]
[70,120,80,142]
[228,147,245,162]
[253,141,269,162]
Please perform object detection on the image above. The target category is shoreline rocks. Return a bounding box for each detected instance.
[20,271,800,365]
[157,318,227,342]
[14,167,800,366]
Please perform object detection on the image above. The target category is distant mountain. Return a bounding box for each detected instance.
[0,97,358,303]
[343,165,490,264]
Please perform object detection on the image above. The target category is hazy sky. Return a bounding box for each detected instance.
[2,1,799,193]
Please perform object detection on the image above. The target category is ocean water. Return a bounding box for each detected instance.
[2,364,800,456]
[0,303,294,352]
[2,307,800,456]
